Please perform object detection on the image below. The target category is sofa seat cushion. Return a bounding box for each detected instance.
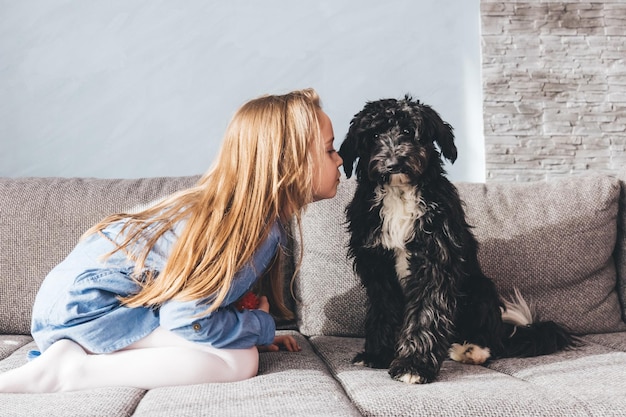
[0,387,145,417]
[0,341,144,417]
[295,175,625,336]
[582,332,626,352]
[310,335,615,417]
[485,340,626,415]
[131,331,360,417]
[0,335,33,361]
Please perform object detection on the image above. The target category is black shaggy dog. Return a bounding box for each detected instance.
[338,96,574,384]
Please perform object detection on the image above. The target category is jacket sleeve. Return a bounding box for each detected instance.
[159,299,276,348]
[158,221,284,348]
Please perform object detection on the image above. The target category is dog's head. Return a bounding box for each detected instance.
[339,95,457,184]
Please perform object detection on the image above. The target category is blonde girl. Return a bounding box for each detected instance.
[0,88,343,393]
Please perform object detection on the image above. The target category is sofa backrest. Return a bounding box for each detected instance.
[3,172,626,339]
[295,174,626,337]
[617,168,626,323]
[0,176,199,334]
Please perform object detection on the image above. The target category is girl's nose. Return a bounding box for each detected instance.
[335,152,343,166]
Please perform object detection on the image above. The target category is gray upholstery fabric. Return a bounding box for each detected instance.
[460,176,625,334]
[296,175,625,336]
[0,342,36,373]
[486,342,626,415]
[583,332,626,352]
[132,331,360,417]
[0,333,360,417]
[616,168,626,321]
[1,343,144,417]
[0,335,32,361]
[2,174,626,416]
[310,335,603,417]
[294,178,363,337]
[0,176,199,334]
[0,387,145,417]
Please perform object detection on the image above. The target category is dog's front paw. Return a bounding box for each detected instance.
[389,358,437,384]
[352,351,391,369]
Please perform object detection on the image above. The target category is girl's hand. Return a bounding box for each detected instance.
[254,297,300,352]
[257,335,302,353]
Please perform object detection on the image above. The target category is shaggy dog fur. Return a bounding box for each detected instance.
[338,96,574,384]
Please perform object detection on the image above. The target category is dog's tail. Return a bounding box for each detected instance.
[499,288,575,358]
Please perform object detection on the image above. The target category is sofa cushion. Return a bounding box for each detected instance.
[0,387,145,417]
[461,175,625,334]
[0,176,199,335]
[132,331,360,417]
[295,175,625,336]
[583,332,626,352]
[485,340,626,414]
[616,168,626,321]
[294,178,363,337]
[0,335,32,361]
[0,341,144,416]
[310,335,606,416]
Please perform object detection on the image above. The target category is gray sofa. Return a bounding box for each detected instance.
[1,172,626,417]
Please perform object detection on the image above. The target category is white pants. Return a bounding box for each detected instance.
[0,327,259,392]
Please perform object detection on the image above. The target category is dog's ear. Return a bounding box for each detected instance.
[339,123,359,178]
[339,103,376,179]
[420,105,457,163]
[340,98,403,178]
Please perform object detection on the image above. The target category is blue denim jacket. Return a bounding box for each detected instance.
[30,219,284,354]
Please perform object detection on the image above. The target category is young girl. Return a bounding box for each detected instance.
[0,88,343,393]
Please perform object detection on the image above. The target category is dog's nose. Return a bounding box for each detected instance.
[385,161,401,173]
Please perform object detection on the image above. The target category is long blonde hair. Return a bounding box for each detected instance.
[84,88,323,318]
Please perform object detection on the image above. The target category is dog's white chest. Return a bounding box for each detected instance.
[374,182,425,280]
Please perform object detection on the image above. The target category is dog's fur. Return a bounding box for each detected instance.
[339,96,574,384]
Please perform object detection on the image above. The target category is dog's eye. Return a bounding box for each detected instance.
[402,129,414,135]
[373,134,379,138]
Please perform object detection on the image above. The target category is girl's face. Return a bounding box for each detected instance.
[312,110,343,201]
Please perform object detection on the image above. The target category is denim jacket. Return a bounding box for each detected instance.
[30,219,284,354]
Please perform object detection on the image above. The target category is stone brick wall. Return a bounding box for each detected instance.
[481,0,626,181]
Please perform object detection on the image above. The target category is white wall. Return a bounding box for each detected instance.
[0,0,485,181]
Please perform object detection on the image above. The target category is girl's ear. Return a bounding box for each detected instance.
[338,127,359,179]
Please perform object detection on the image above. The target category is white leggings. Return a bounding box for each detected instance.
[0,327,259,393]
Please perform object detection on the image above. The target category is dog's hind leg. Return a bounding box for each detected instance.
[448,278,495,365]
[448,342,491,365]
